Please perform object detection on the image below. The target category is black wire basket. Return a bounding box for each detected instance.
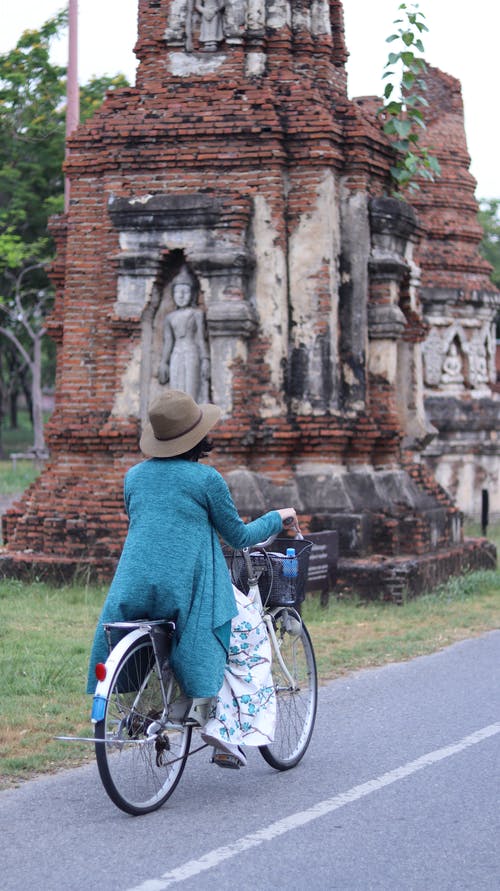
[225,539,312,608]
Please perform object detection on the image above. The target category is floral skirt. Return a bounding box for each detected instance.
[202,587,276,747]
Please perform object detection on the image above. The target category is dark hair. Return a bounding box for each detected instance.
[177,436,214,462]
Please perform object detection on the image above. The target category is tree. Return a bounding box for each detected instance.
[80,74,130,121]
[478,199,500,341]
[0,12,68,241]
[478,199,500,290]
[0,12,128,457]
[378,2,441,194]
[0,12,68,458]
[0,263,50,456]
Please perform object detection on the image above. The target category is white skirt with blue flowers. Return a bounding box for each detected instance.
[202,586,276,747]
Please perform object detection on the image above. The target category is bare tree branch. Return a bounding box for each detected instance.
[0,325,33,369]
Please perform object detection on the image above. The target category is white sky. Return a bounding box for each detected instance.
[2,1,498,199]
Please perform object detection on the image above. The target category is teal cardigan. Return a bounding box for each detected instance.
[87,458,282,697]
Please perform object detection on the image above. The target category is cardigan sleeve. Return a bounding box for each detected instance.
[123,473,131,518]
[205,468,282,549]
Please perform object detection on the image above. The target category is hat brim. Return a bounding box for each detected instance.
[139,402,222,458]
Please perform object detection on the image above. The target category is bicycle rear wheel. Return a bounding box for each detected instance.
[260,609,317,770]
[95,634,191,815]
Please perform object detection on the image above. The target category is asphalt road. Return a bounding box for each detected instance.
[1,631,499,891]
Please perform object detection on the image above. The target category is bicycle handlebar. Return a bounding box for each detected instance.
[253,517,303,550]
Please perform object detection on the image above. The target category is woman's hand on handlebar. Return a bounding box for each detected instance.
[251,509,302,549]
[277,508,302,537]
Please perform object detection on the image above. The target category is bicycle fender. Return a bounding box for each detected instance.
[91,628,146,723]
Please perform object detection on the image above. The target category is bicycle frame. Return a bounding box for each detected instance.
[242,546,301,690]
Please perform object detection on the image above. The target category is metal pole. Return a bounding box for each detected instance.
[64,0,80,212]
[481,489,489,536]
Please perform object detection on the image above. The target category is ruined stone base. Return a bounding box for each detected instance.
[226,464,497,601]
[423,395,500,522]
[226,464,464,557]
[335,538,497,603]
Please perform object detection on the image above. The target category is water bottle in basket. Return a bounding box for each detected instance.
[281,546,298,604]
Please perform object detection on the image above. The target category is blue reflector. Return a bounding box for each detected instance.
[91,694,107,723]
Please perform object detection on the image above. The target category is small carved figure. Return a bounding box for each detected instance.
[195,0,226,51]
[441,341,463,384]
[422,328,444,387]
[158,266,210,403]
[468,331,490,387]
[246,0,265,31]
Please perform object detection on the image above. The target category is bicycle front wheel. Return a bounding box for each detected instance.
[260,610,317,770]
[95,635,191,816]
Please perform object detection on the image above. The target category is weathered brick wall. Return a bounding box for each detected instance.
[412,67,492,294]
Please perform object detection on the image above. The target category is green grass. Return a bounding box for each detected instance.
[1,409,49,455]
[0,408,51,497]
[305,522,499,679]
[0,579,106,787]
[304,567,500,679]
[0,460,40,496]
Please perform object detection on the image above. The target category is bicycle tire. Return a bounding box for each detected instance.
[260,609,317,770]
[94,634,192,816]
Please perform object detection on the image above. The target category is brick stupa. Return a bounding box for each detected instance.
[1,0,495,595]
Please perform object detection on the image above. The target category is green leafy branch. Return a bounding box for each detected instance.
[379,2,441,194]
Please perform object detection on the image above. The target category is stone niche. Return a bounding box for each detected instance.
[421,288,497,395]
[109,192,257,418]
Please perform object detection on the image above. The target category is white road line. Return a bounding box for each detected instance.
[127,722,500,891]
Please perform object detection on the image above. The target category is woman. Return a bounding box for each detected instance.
[87,389,300,769]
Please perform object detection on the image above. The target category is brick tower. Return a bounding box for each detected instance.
[1,0,495,593]
[410,67,500,522]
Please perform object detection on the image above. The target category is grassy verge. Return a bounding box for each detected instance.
[1,409,52,456]
[308,569,499,680]
[0,460,40,497]
[0,547,498,790]
[0,580,107,789]
[0,408,52,500]
[307,521,499,679]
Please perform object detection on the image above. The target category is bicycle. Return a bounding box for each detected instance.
[88,534,317,816]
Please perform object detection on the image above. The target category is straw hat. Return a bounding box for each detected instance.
[140,390,222,458]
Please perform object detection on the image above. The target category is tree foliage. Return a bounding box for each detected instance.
[0,11,68,243]
[478,199,500,338]
[80,73,129,121]
[0,11,129,455]
[379,2,441,194]
[478,199,500,290]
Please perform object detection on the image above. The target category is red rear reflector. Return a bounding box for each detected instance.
[95,663,107,682]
